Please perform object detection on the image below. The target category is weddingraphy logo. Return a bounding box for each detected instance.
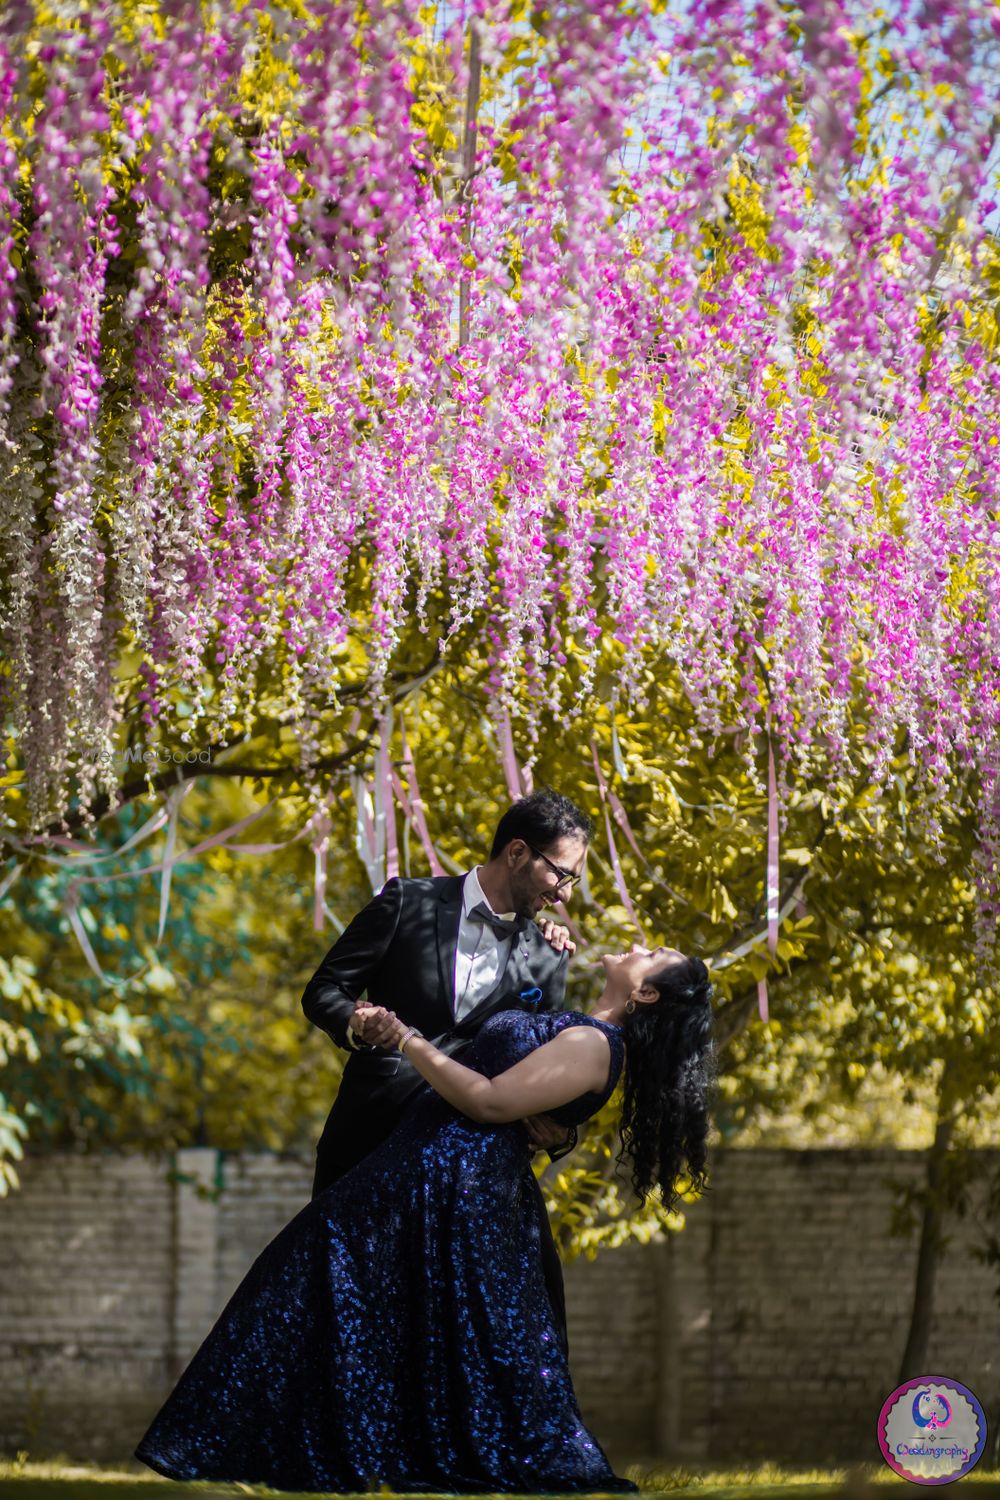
[877,1375,987,1484]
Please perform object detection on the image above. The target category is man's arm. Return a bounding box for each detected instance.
[301,878,404,1050]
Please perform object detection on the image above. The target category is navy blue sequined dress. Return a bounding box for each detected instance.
[135,1010,636,1494]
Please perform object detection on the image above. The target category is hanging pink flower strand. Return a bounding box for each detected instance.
[0,0,998,962]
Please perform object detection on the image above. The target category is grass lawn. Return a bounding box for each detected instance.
[2,1460,1000,1500]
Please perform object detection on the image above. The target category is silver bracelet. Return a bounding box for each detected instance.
[399,1026,423,1053]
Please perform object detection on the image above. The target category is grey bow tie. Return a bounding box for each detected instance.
[469,902,523,940]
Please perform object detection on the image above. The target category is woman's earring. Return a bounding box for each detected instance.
[624,997,637,1015]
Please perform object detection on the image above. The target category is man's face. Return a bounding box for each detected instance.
[507,833,588,919]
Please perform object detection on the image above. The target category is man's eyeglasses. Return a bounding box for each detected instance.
[525,843,581,892]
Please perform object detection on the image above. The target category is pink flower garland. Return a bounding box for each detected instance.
[0,0,997,959]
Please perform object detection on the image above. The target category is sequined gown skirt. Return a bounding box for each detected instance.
[134,1090,636,1493]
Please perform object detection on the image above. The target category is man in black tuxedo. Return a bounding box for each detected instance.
[301,788,592,1347]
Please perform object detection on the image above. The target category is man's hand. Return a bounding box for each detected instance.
[350,1001,403,1050]
[536,918,576,957]
[523,1114,573,1156]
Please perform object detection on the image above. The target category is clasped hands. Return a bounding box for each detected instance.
[350,1002,405,1051]
[349,1000,571,1156]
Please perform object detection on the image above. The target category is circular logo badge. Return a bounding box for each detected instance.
[878,1376,987,1484]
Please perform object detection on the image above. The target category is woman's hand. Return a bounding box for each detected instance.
[351,1002,406,1051]
[536,918,576,956]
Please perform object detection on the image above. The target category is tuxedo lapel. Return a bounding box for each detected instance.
[502,928,534,1000]
[435,875,466,1015]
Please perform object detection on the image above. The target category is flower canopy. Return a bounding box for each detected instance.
[0,0,998,946]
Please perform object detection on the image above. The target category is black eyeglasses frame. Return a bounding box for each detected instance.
[524,842,581,892]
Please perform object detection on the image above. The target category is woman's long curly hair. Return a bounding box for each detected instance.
[617,955,716,1210]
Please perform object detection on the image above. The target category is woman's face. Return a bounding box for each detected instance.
[602,944,686,993]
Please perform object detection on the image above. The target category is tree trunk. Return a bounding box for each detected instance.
[897,1058,958,1384]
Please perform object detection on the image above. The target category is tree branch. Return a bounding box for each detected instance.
[708,864,813,964]
[713,987,760,1052]
[9,653,444,851]
[8,737,372,854]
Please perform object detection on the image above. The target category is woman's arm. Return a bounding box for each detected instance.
[354,1006,610,1124]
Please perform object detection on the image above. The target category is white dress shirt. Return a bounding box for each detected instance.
[453,868,516,1022]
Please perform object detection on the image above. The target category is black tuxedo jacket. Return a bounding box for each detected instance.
[303,873,570,1184]
[302,871,574,1353]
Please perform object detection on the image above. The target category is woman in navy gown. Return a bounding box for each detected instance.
[135,945,715,1494]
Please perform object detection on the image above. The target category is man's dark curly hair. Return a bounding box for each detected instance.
[489,788,593,859]
[617,955,716,1210]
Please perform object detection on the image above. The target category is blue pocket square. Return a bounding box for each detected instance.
[519,986,543,1010]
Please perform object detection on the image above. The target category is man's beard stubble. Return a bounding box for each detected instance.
[509,869,540,921]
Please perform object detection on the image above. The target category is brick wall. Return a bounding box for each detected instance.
[1,1147,998,1467]
[662,1150,1000,1467]
[0,1153,175,1459]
